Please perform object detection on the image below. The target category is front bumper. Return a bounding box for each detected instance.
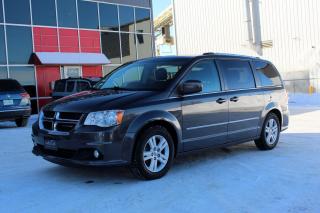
[32,122,135,167]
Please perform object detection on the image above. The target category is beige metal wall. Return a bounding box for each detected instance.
[173,0,320,74]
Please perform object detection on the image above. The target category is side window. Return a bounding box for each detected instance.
[77,81,91,92]
[184,60,221,93]
[217,60,255,90]
[66,81,75,92]
[254,61,282,87]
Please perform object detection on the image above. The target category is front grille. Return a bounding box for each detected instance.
[41,111,83,133]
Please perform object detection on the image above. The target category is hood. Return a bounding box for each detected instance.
[44,89,157,113]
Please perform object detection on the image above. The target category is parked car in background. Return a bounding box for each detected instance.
[32,54,289,180]
[0,79,31,127]
[52,77,101,100]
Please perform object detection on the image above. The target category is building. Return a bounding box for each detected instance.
[171,0,320,92]
[154,5,176,56]
[0,0,154,112]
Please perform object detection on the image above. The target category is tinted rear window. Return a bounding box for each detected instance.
[254,61,282,87]
[217,60,255,90]
[77,81,91,92]
[0,79,23,91]
[66,81,75,92]
[54,81,66,92]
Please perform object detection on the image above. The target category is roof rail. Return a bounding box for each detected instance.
[202,52,215,55]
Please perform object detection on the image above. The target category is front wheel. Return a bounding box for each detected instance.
[255,113,280,150]
[131,126,174,180]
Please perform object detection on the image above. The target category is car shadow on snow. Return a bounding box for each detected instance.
[37,132,320,183]
[40,142,259,183]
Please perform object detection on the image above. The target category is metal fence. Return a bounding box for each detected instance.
[283,78,320,94]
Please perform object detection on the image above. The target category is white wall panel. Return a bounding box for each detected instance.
[173,0,320,73]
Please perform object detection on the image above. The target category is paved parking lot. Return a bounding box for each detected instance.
[0,106,320,212]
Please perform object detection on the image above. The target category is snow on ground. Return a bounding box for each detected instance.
[289,93,320,107]
[0,104,320,212]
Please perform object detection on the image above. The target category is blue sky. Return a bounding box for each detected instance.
[153,0,171,17]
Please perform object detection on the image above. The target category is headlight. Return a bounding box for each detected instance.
[84,110,124,127]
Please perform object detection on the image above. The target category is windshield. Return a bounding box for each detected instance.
[95,59,190,91]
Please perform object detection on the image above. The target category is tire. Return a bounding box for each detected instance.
[255,113,280,150]
[15,117,29,127]
[131,125,174,180]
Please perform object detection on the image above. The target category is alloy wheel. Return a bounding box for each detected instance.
[143,135,170,173]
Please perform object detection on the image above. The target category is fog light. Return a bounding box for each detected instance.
[93,150,100,159]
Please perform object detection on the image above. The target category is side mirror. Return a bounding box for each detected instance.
[179,80,203,95]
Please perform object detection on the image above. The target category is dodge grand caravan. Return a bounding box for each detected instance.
[32,53,289,180]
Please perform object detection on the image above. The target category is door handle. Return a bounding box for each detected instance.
[216,98,227,104]
[230,96,239,102]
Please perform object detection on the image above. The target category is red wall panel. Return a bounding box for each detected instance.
[33,27,59,52]
[59,29,80,53]
[82,66,102,78]
[36,66,60,97]
[80,30,101,53]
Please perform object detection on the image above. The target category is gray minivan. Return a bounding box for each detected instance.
[32,53,289,180]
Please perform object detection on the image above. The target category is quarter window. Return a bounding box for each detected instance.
[6,26,33,64]
[217,60,255,90]
[254,61,282,87]
[119,6,135,32]
[57,0,78,28]
[184,60,221,93]
[99,3,119,31]
[4,0,31,25]
[78,0,98,29]
[31,0,57,26]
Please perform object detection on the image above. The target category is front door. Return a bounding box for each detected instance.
[216,59,264,142]
[181,59,229,151]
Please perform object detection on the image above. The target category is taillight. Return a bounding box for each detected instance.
[20,92,31,106]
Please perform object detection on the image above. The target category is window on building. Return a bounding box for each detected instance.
[9,66,35,86]
[4,0,31,25]
[135,8,151,34]
[119,6,134,32]
[0,66,7,78]
[31,0,57,26]
[121,33,137,63]
[137,34,153,59]
[103,65,118,76]
[217,60,255,90]
[6,26,32,64]
[101,32,121,64]
[99,3,119,31]
[184,60,221,93]
[254,61,282,87]
[57,0,78,28]
[0,26,6,64]
[0,1,3,23]
[78,0,98,29]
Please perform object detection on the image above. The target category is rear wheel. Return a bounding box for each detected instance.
[131,126,174,180]
[255,113,280,150]
[15,117,29,127]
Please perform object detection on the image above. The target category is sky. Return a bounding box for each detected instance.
[153,0,171,17]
